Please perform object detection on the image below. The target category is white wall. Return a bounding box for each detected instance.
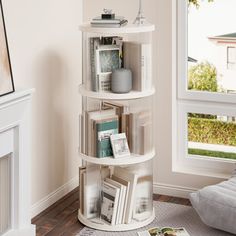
[2,0,82,215]
[83,0,223,197]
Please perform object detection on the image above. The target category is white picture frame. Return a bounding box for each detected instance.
[110,133,130,158]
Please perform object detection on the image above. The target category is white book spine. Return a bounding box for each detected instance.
[105,178,125,225]
[121,185,128,224]
[118,186,125,224]
[141,44,146,91]
[141,44,152,91]
[101,182,120,225]
[146,44,152,90]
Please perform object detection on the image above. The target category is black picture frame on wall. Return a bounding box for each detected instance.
[0,0,14,97]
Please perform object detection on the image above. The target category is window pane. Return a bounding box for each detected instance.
[188,113,236,160]
[227,47,236,70]
[188,0,236,93]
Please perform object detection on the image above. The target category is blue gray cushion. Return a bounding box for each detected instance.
[190,177,236,235]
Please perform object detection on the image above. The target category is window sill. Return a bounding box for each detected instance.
[172,163,232,180]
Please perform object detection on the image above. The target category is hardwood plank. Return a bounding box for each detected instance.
[32,187,79,223]
[153,194,191,206]
[34,200,80,236]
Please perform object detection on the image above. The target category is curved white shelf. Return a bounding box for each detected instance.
[80,150,155,166]
[79,23,155,34]
[78,208,155,232]
[79,85,155,100]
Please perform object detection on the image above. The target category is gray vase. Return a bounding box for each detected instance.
[111,69,132,93]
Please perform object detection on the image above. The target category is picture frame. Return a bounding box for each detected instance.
[95,44,122,92]
[110,133,130,158]
[0,1,14,97]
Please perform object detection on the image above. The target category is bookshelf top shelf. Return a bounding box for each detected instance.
[78,85,155,100]
[79,150,155,166]
[79,23,155,34]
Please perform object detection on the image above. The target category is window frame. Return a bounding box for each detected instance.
[172,0,236,178]
[177,0,236,104]
[227,46,236,70]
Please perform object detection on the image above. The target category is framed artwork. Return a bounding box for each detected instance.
[0,1,14,97]
[110,133,130,158]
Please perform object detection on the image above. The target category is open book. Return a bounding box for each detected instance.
[138,227,190,236]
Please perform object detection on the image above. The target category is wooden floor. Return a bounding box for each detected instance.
[32,187,191,236]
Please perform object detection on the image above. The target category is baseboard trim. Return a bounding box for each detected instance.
[153,182,198,199]
[31,176,79,218]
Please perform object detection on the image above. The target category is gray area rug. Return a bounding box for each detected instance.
[77,201,234,236]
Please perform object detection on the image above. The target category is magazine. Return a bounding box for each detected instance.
[137,227,190,236]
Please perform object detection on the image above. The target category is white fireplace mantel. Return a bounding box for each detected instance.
[0,89,36,236]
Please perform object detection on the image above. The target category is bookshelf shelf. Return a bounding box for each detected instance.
[78,208,155,232]
[78,21,156,232]
[79,23,155,34]
[79,84,155,100]
[80,149,155,166]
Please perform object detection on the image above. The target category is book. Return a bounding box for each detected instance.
[138,227,190,236]
[85,109,116,156]
[96,116,119,158]
[105,178,127,224]
[111,175,130,224]
[136,110,152,155]
[101,165,111,180]
[113,167,138,224]
[79,114,84,154]
[140,121,152,155]
[91,20,128,28]
[83,164,100,219]
[91,16,125,24]
[124,42,152,91]
[110,133,130,158]
[129,112,138,153]
[101,181,120,225]
[96,44,121,92]
[121,113,131,148]
[90,37,100,91]
[103,101,128,132]
[91,114,118,157]
[133,175,153,221]
[79,167,86,214]
[129,110,152,155]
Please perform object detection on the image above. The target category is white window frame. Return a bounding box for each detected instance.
[227,46,236,70]
[172,0,236,178]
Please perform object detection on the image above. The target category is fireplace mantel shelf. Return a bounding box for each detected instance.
[0,88,35,106]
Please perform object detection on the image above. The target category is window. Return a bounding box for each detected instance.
[173,0,236,177]
[188,112,236,161]
[227,47,236,70]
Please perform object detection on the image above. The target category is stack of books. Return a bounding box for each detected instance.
[88,36,152,93]
[79,101,153,157]
[91,16,128,28]
[79,165,153,225]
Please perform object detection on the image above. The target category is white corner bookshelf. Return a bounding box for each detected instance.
[78,23,156,231]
